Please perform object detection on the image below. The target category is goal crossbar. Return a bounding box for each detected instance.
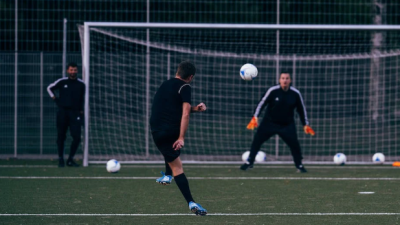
[84,22,400,30]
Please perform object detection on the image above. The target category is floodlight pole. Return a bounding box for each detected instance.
[62,18,67,77]
[292,54,296,86]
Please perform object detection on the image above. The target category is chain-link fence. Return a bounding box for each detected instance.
[1,0,400,159]
[1,0,400,52]
[0,52,81,157]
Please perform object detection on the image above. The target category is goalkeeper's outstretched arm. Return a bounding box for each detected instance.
[247,86,276,130]
[295,89,315,136]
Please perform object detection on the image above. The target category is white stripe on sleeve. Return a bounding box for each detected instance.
[254,85,280,117]
[290,86,309,125]
[47,77,68,98]
[178,84,191,94]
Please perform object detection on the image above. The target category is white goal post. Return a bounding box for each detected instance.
[81,22,400,167]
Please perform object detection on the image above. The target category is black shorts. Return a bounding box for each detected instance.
[151,129,180,162]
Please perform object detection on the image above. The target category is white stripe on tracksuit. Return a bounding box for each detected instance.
[254,85,280,117]
[178,84,191,94]
[47,77,68,98]
[290,86,309,125]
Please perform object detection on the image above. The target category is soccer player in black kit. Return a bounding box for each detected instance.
[47,62,85,167]
[150,61,207,215]
[241,71,315,173]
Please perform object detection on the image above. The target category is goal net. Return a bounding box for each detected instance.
[79,23,400,165]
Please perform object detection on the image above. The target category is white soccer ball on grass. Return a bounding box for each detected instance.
[255,151,267,162]
[106,159,121,173]
[333,153,346,165]
[372,153,385,164]
[241,151,267,163]
[240,63,258,81]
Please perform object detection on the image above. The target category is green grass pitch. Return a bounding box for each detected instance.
[1,159,400,225]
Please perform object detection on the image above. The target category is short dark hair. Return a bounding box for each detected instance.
[67,62,78,70]
[280,69,291,75]
[177,61,196,79]
[280,70,291,78]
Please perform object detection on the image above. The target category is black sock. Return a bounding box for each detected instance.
[57,145,64,158]
[293,157,302,168]
[165,160,172,176]
[245,150,257,165]
[69,137,80,160]
[174,173,194,204]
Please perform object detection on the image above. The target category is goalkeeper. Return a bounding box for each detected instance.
[240,71,315,173]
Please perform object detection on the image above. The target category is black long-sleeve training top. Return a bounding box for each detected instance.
[47,77,85,111]
[253,85,309,126]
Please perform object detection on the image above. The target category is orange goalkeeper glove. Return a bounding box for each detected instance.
[303,125,315,136]
[247,117,258,130]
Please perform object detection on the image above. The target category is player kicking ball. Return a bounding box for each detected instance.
[150,61,207,216]
[241,71,315,173]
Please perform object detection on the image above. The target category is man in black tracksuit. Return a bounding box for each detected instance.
[47,62,85,167]
[240,71,315,172]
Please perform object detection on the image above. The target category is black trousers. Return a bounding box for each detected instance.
[56,108,82,159]
[248,120,303,167]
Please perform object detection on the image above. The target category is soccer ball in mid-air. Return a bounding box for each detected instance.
[241,151,267,162]
[106,159,121,173]
[372,153,385,164]
[333,153,346,165]
[240,63,258,81]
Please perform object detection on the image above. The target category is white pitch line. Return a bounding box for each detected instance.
[0,176,400,181]
[0,165,397,169]
[0,165,56,168]
[0,213,400,216]
[95,165,397,169]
